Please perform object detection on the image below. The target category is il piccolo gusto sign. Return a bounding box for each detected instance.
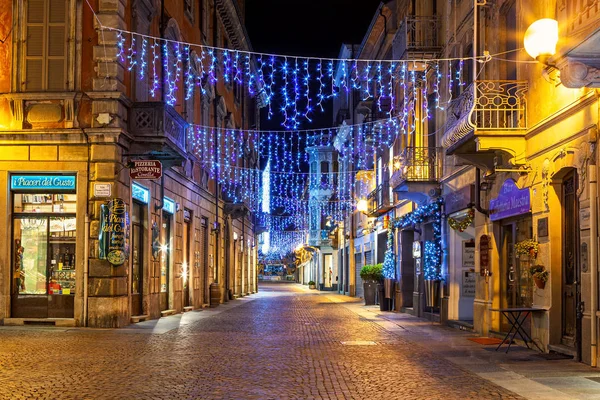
[99,199,129,266]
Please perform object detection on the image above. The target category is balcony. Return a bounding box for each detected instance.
[392,16,442,68]
[129,102,188,163]
[390,147,442,204]
[555,1,600,88]
[366,181,394,217]
[308,230,335,248]
[440,80,528,169]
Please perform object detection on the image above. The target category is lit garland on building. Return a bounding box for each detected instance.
[390,198,444,281]
[382,229,395,279]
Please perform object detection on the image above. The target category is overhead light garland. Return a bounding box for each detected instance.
[93,10,486,130]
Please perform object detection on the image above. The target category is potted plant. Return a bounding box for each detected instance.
[529,265,549,289]
[360,264,383,305]
[308,280,316,289]
[515,239,539,259]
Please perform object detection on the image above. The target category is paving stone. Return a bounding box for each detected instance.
[0,283,522,400]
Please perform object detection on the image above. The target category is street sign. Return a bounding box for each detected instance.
[129,160,162,179]
[94,183,112,198]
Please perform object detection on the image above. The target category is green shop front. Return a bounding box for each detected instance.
[10,174,78,319]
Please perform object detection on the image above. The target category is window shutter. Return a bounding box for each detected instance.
[27,0,45,23]
[47,0,67,90]
[25,60,44,91]
[24,0,67,91]
[24,0,46,91]
[49,0,66,23]
[47,59,65,90]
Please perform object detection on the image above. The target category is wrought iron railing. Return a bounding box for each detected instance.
[367,181,393,215]
[393,15,441,59]
[441,80,528,148]
[390,147,442,188]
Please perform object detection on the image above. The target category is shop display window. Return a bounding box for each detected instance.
[13,193,77,213]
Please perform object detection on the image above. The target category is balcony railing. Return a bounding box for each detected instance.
[393,15,441,60]
[308,229,333,247]
[391,147,442,189]
[441,80,528,149]
[129,102,187,155]
[366,181,393,217]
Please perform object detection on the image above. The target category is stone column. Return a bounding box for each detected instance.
[85,0,130,328]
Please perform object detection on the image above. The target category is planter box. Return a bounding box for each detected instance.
[364,282,377,305]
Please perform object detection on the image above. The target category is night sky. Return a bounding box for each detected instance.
[245,0,382,130]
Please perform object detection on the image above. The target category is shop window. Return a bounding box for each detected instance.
[23,0,68,91]
[11,181,77,319]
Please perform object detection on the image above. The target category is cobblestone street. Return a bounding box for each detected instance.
[0,283,540,399]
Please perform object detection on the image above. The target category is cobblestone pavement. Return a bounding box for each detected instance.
[0,283,522,400]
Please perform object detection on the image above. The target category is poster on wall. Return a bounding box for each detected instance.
[462,240,475,269]
[462,271,476,297]
[99,198,129,266]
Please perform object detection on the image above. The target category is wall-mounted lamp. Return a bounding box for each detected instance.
[524,18,559,64]
[356,199,368,213]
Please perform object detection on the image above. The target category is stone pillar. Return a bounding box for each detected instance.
[85,0,131,328]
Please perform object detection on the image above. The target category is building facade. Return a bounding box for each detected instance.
[0,0,262,328]
[334,0,600,366]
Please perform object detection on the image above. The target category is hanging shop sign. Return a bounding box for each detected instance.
[99,198,129,266]
[11,175,76,191]
[129,160,162,180]
[489,179,530,221]
[444,185,474,215]
[479,234,490,270]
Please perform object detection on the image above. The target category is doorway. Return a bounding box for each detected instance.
[159,211,171,312]
[183,210,191,308]
[131,201,144,316]
[500,217,532,332]
[11,190,77,319]
[561,170,580,355]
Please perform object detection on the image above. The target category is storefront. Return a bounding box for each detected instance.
[159,197,175,311]
[444,185,476,324]
[10,174,78,319]
[131,182,150,317]
[489,179,533,333]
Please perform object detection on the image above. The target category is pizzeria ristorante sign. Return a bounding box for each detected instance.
[129,160,162,180]
[99,198,129,266]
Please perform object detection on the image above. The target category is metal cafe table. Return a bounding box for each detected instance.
[490,307,547,353]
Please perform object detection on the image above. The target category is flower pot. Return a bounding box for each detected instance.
[533,276,545,289]
[309,284,316,289]
[363,282,377,305]
[424,279,440,308]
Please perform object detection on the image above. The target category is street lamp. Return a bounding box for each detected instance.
[524,18,559,64]
[356,199,368,213]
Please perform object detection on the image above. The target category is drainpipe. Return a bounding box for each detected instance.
[84,214,90,326]
[474,168,489,215]
[590,161,598,367]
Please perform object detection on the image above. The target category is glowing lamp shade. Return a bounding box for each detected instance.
[524,19,558,62]
[356,199,368,213]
